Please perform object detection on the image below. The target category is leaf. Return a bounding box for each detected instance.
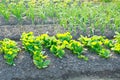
[50,45,57,53]
[56,50,65,58]
[42,60,50,68]
[99,49,110,58]
[33,60,43,69]
[5,58,14,65]
[78,55,88,61]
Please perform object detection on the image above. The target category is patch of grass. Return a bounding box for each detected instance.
[0,0,120,34]
[0,3,10,21]
[9,0,25,21]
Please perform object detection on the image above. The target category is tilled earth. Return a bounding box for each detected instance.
[0,24,120,80]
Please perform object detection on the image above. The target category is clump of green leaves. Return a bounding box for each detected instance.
[51,32,73,58]
[55,32,88,60]
[49,39,65,58]
[78,35,111,58]
[66,40,88,60]
[37,34,60,48]
[56,32,72,42]
[50,45,65,59]
[21,32,50,69]
[67,40,83,56]
[37,34,65,58]
[111,32,120,53]
[0,38,20,65]
[103,39,113,49]
[112,43,120,53]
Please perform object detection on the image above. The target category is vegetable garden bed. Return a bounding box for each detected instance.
[0,0,120,80]
[0,25,120,80]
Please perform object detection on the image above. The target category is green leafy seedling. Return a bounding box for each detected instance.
[21,32,50,69]
[1,38,20,65]
[0,4,10,21]
[9,1,25,21]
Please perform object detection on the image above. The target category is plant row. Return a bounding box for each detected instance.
[0,0,120,34]
[0,32,120,69]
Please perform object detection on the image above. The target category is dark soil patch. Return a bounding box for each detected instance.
[0,24,115,40]
[1,47,120,80]
[0,16,58,26]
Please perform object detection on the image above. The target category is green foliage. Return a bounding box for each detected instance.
[21,32,50,69]
[56,32,72,42]
[78,35,110,58]
[112,43,120,53]
[0,1,120,33]
[1,31,120,68]
[99,49,110,58]
[0,31,120,68]
[78,35,105,46]
[111,32,120,53]
[99,0,112,2]
[66,40,88,60]
[114,32,120,43]
[67,40,83,56]
[103,39,113,48]
[0,41,3,54]
[1,38,19,65]
[33,51,50,69]
[25,1,36,24]
[36,34,50,45]
[37,34,61,48]
[20,32,36,53]
[0,4,10,21]
[50,45,65,59]
[1,31,120,69]
[9,1,25,21]
[37,33,65,58]
[37,32,86,59]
